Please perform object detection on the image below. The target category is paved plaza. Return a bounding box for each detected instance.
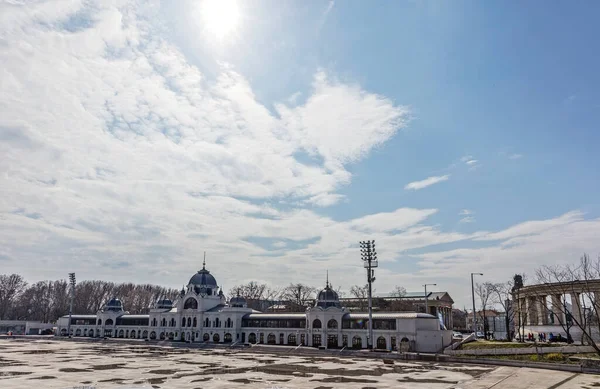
[1,339,599,388]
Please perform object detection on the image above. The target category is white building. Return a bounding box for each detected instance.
[57,263,451,352]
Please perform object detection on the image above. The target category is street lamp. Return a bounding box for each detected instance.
[359,240,377,350]
[471,273,483,333]
[67,273,76,338]
[423,283,437,315]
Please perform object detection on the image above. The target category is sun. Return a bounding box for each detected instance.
[200,0,240,41]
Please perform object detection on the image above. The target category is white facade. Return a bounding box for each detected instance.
[56,265,452,352]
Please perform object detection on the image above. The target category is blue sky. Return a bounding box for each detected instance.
[1,0,599,309]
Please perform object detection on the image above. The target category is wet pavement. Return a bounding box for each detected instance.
[0,339,599,388]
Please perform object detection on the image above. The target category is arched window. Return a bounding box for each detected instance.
[193,317,197,327]
[224,333,232,343]
[203,333,209,341]
[182,318,186,327]
[213,333,220,342]
[327,319,338,329]
[187,317,192,327]
[75,329,81,336]
[377,336,386,350]
[160,332,165,340]
[184,298,198,310]
[143,330,149,338]
[170,318,175,327]
[97,319,102,326]
[161,318,166,327]
[215,318,220,328]
[118,329,124,338]
[130,330,136,338]
[151,318,157,327]
[312,319,321,329]
[248,333,257,343]
[287,334,296,345]
[225,318,232,328]
[352,336,362,349]
[204,317,210,327]
[267,333,276,344]
[89,330,94,338]
[105,319,114,326]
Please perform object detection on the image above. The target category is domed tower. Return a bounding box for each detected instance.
[104,298,125,312]
[315,272,342,309]
[188,257,218,297]
[155,297,173,311]
[229,290,247,308]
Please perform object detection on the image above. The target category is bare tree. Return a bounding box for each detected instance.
[475,282,494,339]
[490,281,516,340]
[349,284,369,310]
[280,283,316,311]
[0,274,27,319]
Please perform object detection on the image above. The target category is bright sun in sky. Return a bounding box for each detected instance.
[200,0,240,40]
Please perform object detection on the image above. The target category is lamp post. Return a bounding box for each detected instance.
[423,283,437,315]
[67,273,76,338]
[359,240,377,350]
[471,273,483,333]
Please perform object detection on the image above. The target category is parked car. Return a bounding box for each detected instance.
[452,332,463,339]
[476,332,485,339]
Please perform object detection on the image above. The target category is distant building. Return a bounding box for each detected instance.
[339,291,454,330]
[0,320,54,335]
[56,262,452,352]
[452,309,467,331]
[466,310,512,339]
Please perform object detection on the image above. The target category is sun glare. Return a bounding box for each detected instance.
[200,0,240,41]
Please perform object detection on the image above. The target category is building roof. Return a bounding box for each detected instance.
[206,304,227,312]
[60,314,98,319]
[243,313,307,320]
[119,315,149,319]
[343,312,435,320]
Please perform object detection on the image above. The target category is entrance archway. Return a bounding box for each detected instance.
[352,336,362,349]
[224,333,232,343]
[213,333,220,342]
[267,333,276,344]
[248,333,257,343]
[376,336,386,350]
[203,333,210,341]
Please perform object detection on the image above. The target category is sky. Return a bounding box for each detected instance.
[1,0,600,310]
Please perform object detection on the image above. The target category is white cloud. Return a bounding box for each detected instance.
[458,209,475,223]
[508,153,523,160]
[306,193,346,207]
[0,0,412,289]
[404,175,450,191]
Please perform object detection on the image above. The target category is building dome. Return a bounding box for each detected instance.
[317,287,339,302]
[188,264,217,287]
[315,272,341,308]
[230,295,247,308]
[105,298,124,312]
[156,298,173,310]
